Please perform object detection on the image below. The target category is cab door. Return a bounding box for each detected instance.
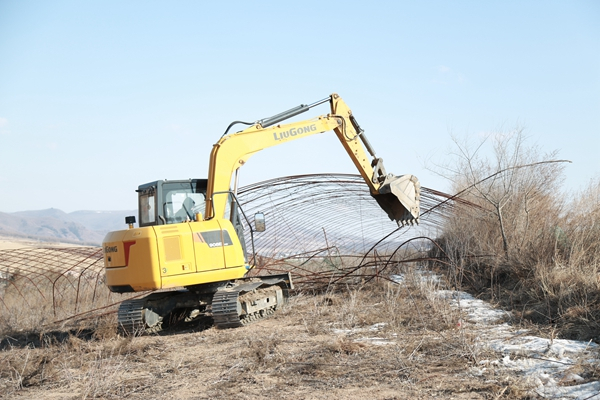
[218,219,246,269]
[190,219,228,271]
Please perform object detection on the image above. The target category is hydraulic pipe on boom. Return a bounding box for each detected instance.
[205,93,419,226]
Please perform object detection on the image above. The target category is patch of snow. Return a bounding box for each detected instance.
[437,290,510,324]
[353,337,395,346]
[489,336,596,358]
[332,322,387,336]
[536,381,600,399]
[369,322,387,331]
[392,273,600,399]
[390,269,442,285]
[332,323,395,345]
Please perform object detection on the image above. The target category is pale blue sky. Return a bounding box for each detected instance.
[1,1,598,212]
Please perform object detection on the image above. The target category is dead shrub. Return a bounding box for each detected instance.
[432,129,600,341]
[242,334,284,370]
[327,336,366,355]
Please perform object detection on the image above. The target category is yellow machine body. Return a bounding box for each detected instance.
[104,219,247,292]
[103,93,420,294]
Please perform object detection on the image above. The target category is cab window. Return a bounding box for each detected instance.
[162,182,207,224]
[140,193,156,225]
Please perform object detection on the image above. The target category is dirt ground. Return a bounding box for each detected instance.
[1,284,535,400]
[0,235,574,399]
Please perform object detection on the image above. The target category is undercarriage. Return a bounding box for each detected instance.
[117,273,292,335]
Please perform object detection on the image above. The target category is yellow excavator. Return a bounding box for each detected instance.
[103,93,420,334]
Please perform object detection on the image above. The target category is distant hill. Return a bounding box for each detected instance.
[0,209,136,245]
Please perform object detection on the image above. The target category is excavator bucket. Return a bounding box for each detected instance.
[373,174,421,226]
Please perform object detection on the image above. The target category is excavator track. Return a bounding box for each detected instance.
[117,298,164,336]
[116,274,292,335]
[212,290,244,329]
[212,285,285,329]
[117,299,146,336]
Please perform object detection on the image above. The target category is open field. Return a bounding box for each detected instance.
[1,162,599,399]
[0,236,598,399]
[0,268,576,400]
[0,236,81,250]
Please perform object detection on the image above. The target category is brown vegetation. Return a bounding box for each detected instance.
[1,149,598,397]
[0,247,125,337]
[430,128,600,342]
[1,269,540,399]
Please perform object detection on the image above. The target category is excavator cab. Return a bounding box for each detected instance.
[132,178,249,261]
[136,179,208,227]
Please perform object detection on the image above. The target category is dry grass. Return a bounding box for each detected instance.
[0,268,537,399]
[2,277,95,331]
[0,246,131,341]
[431,130,600,342]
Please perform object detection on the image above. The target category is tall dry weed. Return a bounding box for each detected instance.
[432,129,600,341]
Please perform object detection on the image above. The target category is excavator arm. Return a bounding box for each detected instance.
[205,93,420,226]
[104,93,421,334]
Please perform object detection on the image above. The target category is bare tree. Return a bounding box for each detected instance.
[442,128,567,261]
[429,129,600,340]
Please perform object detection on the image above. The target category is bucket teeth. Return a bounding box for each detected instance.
[373,174,421,226]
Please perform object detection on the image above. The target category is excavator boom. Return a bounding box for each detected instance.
[103,92,420,335]
[206,93,420,225]
[328,93,420,225]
